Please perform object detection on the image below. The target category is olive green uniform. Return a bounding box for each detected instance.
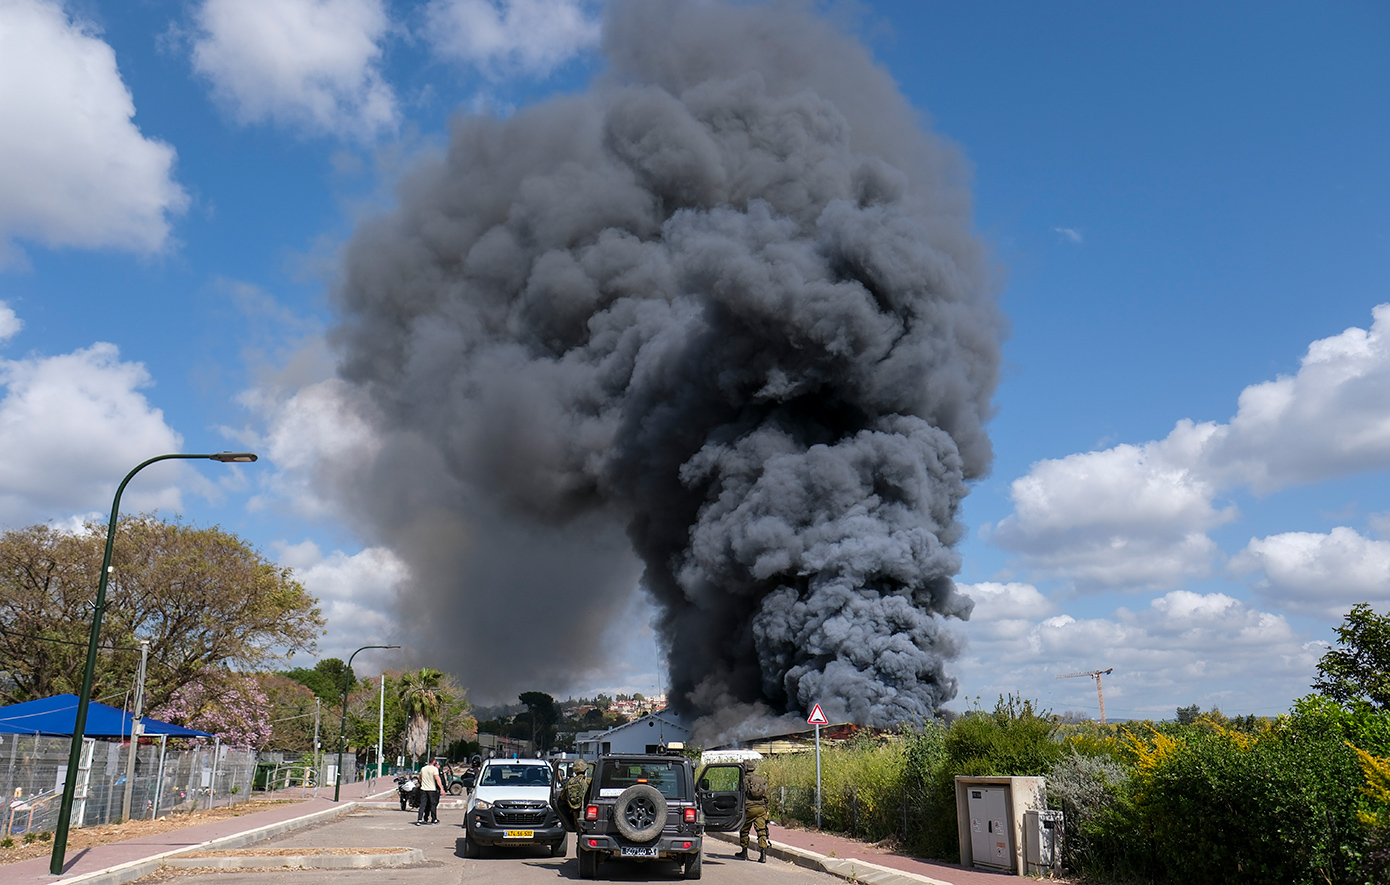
[738,769,770,857]
[562,761,590,813]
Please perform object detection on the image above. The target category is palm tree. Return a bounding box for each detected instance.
[397,668,445,765]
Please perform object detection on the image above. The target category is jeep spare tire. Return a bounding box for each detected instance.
[613,784,666,842]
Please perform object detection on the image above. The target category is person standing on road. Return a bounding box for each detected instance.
[736,759,770,863]
[562,758,590,817]
[417,759,442,825]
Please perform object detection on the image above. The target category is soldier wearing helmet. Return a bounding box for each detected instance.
[735,758,770,862]
[562,758,590,813]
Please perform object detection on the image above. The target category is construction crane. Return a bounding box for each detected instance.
[1056,668,1115,724]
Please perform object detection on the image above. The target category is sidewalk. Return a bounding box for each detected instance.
[710,822,1026,885]
[5,776,403,885]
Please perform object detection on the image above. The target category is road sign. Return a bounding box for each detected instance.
[807,704,829,725]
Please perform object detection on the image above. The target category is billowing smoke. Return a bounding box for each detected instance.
[328,0,1000,730]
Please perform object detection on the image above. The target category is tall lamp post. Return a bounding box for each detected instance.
[51,452,258,875]
[337,645,399,802]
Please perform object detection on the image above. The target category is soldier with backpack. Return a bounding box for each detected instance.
[562,758,590,814]
[735,759,770,862]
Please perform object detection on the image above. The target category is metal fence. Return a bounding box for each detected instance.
[0,734,260,837]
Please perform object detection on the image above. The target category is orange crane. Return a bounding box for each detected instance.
[1056,668,1115,724]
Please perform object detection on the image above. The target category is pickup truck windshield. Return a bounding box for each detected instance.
[479,764,552,787]
[599,760,687,799]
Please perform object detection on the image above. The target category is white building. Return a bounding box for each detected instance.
[576,709,691,758]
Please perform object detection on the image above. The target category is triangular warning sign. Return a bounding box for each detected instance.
[807,704,829,725]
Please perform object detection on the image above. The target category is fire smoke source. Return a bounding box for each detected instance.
[330,0,1000,729]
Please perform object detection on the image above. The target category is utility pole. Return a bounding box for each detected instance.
[377,674,385,779]
[1056,668,1115,724]
[120,640,149,821]
[311,698,321,789]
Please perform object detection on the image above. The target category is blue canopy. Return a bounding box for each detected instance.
[0,694,212,738]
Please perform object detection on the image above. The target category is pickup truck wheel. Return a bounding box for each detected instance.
[449,783,463,795]
[683,851,702,880]
[462,833,480,859]
[550,834,568,858]
[612,784,666,843]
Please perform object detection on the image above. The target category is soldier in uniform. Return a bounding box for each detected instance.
[735,759,770,862]
[562,758,590,814]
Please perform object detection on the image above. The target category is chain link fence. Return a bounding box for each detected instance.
[0,734,259,838]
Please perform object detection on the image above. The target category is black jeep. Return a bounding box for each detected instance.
[559,753,745,880]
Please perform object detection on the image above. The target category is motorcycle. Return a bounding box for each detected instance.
[395,773,421,811]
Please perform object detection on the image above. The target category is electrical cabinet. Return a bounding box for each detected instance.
[967,787,1011,868]
[1025,808,1064,872]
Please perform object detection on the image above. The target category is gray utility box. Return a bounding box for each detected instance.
[954,776,1048,876]
[1025,808,1064,875]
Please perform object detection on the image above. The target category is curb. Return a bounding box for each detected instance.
[163,847,425,870]
[708,830,955,885]
[56,802,360,885]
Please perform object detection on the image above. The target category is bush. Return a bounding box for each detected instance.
[1096,714,1369,885]
[1046,749,1130,875]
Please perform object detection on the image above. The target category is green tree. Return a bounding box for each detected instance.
[398,667,446,764]
[519,690,559,751]
[0,517,324,709]
[1314,603,1390,709]
[283,658,355,701]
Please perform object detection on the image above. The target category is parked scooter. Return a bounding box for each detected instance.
[395,773,421,811]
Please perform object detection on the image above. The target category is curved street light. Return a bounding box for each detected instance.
[337,644,400,802]
[51,452,258,875]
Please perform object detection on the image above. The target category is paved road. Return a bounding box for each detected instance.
[136,806,841,885]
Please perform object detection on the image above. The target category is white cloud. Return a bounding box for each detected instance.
[0,340,188,527]
[423,0,600,77]
[243,377,381,520]
[0,0,186,264]
[190,0,397,139]
[273,539,407,663]
[1231,526,1390,618]
[1053,227,1083,244]
[991,422,1236,589]
[0,302,21,342]
[954,587,1316,719]
[993,304,1390,589]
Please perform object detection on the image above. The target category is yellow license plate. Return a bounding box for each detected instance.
[504,830,534,839]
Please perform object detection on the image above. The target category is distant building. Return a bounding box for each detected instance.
[576,709,691,758]
[478,732,534,758]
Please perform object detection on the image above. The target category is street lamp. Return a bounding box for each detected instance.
[337,644,399,802]
[51,452,258,875]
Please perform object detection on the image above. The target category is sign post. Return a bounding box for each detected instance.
[807,704,829,829]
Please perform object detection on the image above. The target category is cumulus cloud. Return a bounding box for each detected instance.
[273,539,406,662]
[190,0,397,139]
[0,0,186,264]
[994,304,1390,589]
[423,0,600,77]
[242,377,381,521]
[1231,526,1390,618]
[0,339,188,526]
[954,584,1317,719]
[0,303,21,342]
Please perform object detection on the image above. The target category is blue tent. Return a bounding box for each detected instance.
[0,694,211,738]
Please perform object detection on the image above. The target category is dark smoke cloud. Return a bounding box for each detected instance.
[328,0,1001,729]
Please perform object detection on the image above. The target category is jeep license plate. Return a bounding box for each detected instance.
[504,830,534,839]
[620,847,659,858]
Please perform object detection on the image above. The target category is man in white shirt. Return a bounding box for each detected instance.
[417,760,441,825]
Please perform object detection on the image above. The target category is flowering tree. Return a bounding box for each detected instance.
[151,672,274,749]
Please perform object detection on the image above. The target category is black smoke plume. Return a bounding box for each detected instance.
[328,0,1000,731]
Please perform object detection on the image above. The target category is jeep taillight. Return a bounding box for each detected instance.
[585,805,598,821]
[683,807,696,823]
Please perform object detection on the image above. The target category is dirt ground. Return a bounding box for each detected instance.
[0,799,296,866]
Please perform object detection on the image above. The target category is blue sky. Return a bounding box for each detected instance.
[1,0,1386,719]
